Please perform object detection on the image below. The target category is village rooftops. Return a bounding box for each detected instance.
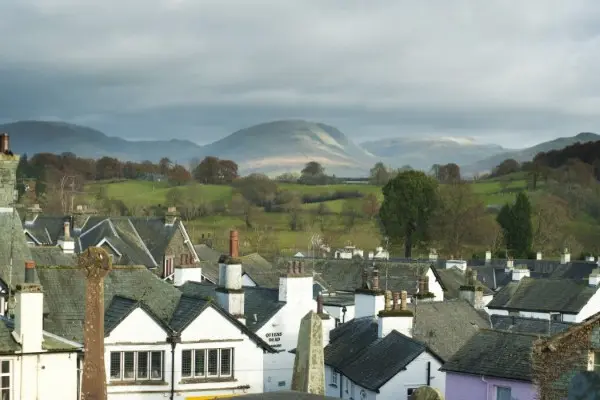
[440,329,539,382]
[490,315,573,336]
[435,267,494,299]
[230,392,340,399]
[487,277,598,314]
[0,316,80,354]
[0,211,35,288]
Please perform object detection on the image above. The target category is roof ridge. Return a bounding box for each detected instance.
[479,327,547,338]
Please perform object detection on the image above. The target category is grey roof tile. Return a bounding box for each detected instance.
[490,315,573,336]
[30,247,77,267]
[104,296,139,335]
[169,295,209,333]
[194,244,221,263]
[341,331,430,391]
[440,329,538,382]
[325,317,378,370]
[0,211,35,287]
[435,267,494,299]
[487,277,597,313]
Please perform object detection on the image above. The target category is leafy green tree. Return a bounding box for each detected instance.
[369,162,390,186]
[379,170,438,257]
[496,191,533,258]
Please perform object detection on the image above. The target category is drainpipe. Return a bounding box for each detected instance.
[168,334,181,400]
[481,376,490,400]
[341,306,347,324]
[339,374,343,398]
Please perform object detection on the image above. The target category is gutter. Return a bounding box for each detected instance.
[167,334,181,400]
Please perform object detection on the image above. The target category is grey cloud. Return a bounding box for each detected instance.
[2,0,600,145]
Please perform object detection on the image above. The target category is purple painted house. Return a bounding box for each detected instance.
[440,329,538,400]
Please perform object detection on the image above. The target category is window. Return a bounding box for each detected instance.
[0,360,10,400]
[496,386,512,400]
[164,257,174,278]
[330,371,338,386]
[180,348,233,379]
[551,313,562,322]
[593,352,600,372]
[350,382,355,399]
[110,351,163,381]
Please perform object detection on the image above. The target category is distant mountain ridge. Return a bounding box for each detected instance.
[0,120,598,177]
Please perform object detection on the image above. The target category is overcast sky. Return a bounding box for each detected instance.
[2,1,600,147]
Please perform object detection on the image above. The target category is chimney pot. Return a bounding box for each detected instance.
[384,290,393,311]
[0,133,8,153]
[361,269,369,288]
[298,262,303,274]
[292,261,297,274]
[317,294,324,314]
[400,290,408,311]
[229,230,239,258]
[372,268,380,290]
[24,260,35,283]
[63,221,71,239]
[392,292,399,310]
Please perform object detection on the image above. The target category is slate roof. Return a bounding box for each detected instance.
[168,295,210,333]
[325,317,379,370]
[435,267,494,299]
[241,253,280,287]
[408,300,491,360]
[0,316,80,354]
[486,277,598,313]
[490,315,573,336]
[550,261,600,280]
[286,258,443,294]
[104,295,172,335]
[194,244,221,263]
[0,211,35,287]
[320,292,356,307]
[30,247,77,267]
[440,329,538,382]
[178,280,286,332]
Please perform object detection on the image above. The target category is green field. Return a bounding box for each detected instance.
[83,175,549,255]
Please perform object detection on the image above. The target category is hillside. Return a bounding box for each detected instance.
[362,136,508,170]
[0,121,202,163]
[196,120,376,176]
[462,132,600,175]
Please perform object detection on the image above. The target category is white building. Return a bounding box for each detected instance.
[324,291,445,400]
[334,246,363,259]
[368,247,390,261]
[4,260,81,400]
[178,256,336,393]
[486,270,600,323]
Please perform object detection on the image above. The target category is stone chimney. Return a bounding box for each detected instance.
[0,133,19,213]
[485,250,492,264]
[536,251,543,260]
[377,290,413,338]
[13,261,43,353]
[24,204,42,225]
[459,268,484,310]
[512,265,530,282]
[216,254,245,324]
[279,261,313,305]
[354,268,385,319]
[165,206,178,225]
[589,269,600,287]
[57,220,75,254]
[561,248,571,264]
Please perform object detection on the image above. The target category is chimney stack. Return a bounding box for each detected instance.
[377,290,413,338]
[216,255,245,323]
[372,268,380,290]
[418,278,425,294]
[229,230,239,258]
[392,292,399,310]
[14,260,44,354]
[25,260,36,283]
[58,220,75,254]
[361,269,369,289]
[384,290,392,311]
[64,220,71,240]
[0,133,9,153]
[400,290,408,311]
[298,262,304,274]
[423,276,430,293]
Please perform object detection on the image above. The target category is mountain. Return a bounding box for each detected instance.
[0,121,203,164]
[196,120,376,176]
[462,132,600,175]
[362,137,508,170]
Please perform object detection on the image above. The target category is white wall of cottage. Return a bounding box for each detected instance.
[104,305,265,400]
[325,352,444,400]
[3,352,79,400]
[425,268,444,302]
[323,305,356,326]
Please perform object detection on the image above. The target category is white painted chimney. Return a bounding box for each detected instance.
[354,268,385,319]
[13,261,43,353]
[215,231,245,323]
[561,248,571,264]
[278,261,314,305]
[536,252,543,260]
[378,291,413,338]
[511,266,530,282]
[57,221,75,254]
[173,266,202,286]
[505,258,514,273]
[429,249,438,262]
[485,251,492,264]
[589,269,600,287]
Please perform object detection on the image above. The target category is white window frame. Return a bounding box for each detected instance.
[0,359,11,400]
[331,371,338,386]
[180,348,233,379]
[109,351,163,382]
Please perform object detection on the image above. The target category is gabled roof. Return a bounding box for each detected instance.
[0,211,35,287]
[104,295,171,336]
[490,315,572,336]
[550,261,600,280]
[486,277,598,313]
[436,267,494,299]
[194,244,221,263]
[178,281,285,332]
[325,317,378,370]
[440,329,538,382]
[342,331,438,392]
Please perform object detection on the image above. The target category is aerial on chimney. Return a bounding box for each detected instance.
[229,230,239,258]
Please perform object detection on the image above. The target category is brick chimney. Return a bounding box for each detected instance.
[0,133,19,212]
[57,220,75,254]
[13,261,43,353]
[229,230,239,258]
[378,290,413,338]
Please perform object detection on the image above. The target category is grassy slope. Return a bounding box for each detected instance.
[84,174,592,255]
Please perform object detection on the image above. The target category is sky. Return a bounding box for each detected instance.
[2,1,600,148]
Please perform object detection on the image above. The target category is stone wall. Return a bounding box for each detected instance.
[164,223,194,273]
[0,155,20,208]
